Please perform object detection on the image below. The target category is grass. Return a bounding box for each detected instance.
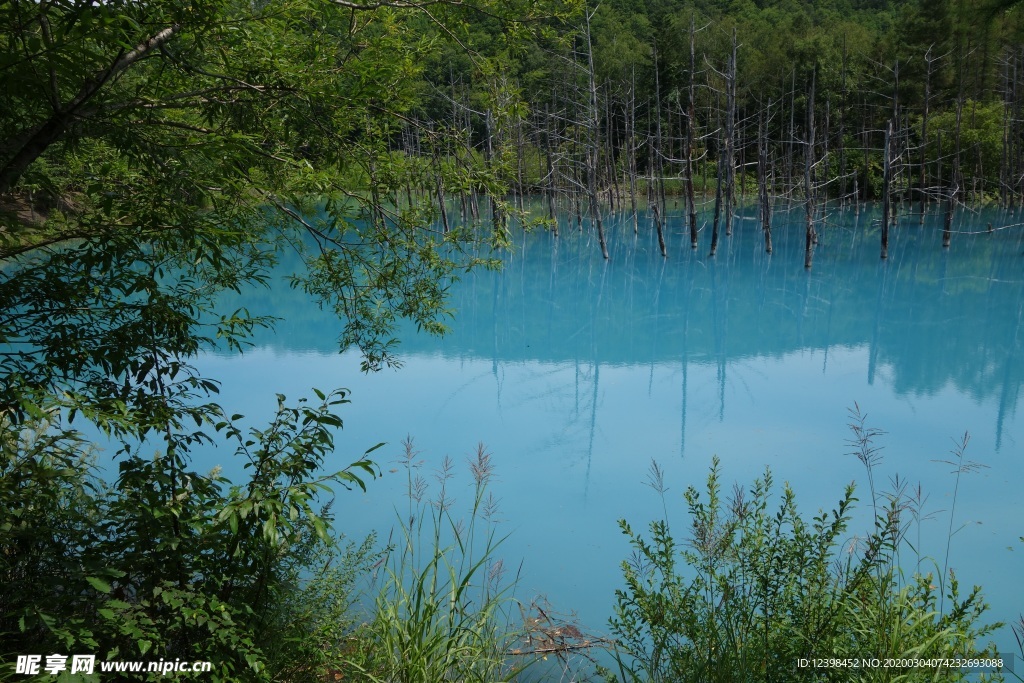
[340,440,530,683]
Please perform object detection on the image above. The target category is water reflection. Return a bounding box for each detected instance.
[202,204,1024,650]
[226,208,1024,431]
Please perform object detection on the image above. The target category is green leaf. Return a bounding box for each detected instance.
[86,576,112,593]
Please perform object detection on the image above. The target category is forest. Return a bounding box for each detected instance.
[3,0,1024,680]
[406,0,1024,264]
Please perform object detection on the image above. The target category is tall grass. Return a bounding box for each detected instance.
[344,439,529,683]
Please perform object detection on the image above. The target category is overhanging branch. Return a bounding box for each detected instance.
[0,24,181,194]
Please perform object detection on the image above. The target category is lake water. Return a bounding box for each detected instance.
[195,202,1024,658]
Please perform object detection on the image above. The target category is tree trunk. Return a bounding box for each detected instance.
[652,202,666,257]
[944,100,964,248]
[839,36,848,207]
[804,68,817,270]
[788,69,796,195]
[1001,51,1011,208]
[882,120,892,260]
[724,29,738,238]
[759,107,773,254]
[710,140,724,258]
[628,66,639,234]
[920,47,934,224]
[685,14,699,250]
[653,39,667,228]
[544,104,558,235]
[584,4,609,259]
[649,137,667,256]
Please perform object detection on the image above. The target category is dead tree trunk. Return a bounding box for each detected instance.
[653,39,668,243]
[685,14,699,250]
[861,99,870,206]
[604,90,617,212]
[788,69,796,195]
[515,117,526,212]
[649,137,667,255]
[920,46,935,224]
[1001,50,1011,208]
[432,135,450,233]
[649,40,667,256]
[484,109,505,232]
[464,95,480,221]
[890,60,901,226]
[804,68,817,270]
[584,4,609,259]
[944,98,964,248]
[759,107,773,254]
[628,66,639,234]
[652,202,666,255]
[882,120,893,259]
[724,29,738,238]
[839,36,848,207]
[710,130,724,258]
[544,103,558,235]
[1014,49,1022,206]
[816,94,825,205]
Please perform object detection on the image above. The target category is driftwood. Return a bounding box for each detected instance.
[506,598,614,663]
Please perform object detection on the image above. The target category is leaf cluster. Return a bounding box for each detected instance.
[0,392,380,682]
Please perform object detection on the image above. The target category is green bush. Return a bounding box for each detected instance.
[606,452,1000,683]
[1,391,379,682]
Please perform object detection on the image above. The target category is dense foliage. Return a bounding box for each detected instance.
[1,393,380,681]
[0,0,574,678]
[1,0,574,428]
[3,0,1022,679]
[483,0,1024,256]
[606,458,999,682]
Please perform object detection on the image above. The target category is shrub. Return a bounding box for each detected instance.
[0,390,379,682]
[606,453,1000,683]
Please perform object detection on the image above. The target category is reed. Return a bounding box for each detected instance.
[343,440,529,683]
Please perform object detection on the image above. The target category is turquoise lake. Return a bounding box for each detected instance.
[195,202,1024,654]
